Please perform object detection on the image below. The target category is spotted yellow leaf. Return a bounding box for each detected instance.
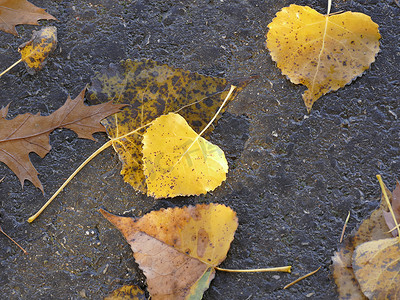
[142,113,228,198]
[266,4,380,111]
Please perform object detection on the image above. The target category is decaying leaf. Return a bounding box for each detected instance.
[18,26,57,75]
[383,181,400,236]
[100,203,238,300]
[332,183,392,299]
[353,238,400,299]
[105,285,146,300]
[0,88,124,192]
[266,4,380,111]
[142,113,228,198]
[0,0,56,36]
[88,59,252,194]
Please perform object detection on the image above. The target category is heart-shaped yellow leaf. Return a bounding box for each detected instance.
[266,4,380,111]
[142,113,228,198]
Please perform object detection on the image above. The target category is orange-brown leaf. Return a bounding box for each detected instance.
[0,0,57,36]
[0,88,124,192]
[101,204,238,300]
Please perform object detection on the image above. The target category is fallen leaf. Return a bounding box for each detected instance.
[0,0,56,36]
[353,237,400,299]
[0,88,124,192]
[18,26,57,75]
[100,203,238,300]
[105,285,146,300]
[332,184,392,299]
[383,181,400,236]
[266,4,380,111]
[88,59,252,194]
[142,113,228,198]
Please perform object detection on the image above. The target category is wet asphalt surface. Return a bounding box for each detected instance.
[0,0,399,299]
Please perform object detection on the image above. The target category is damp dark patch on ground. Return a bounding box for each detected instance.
[0,0,399,299]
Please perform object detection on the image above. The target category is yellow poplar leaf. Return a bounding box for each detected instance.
[88,59,252,194]
[18,26,57,75]
[105,285,146,300]
[142,113,228,198]
[266,4,380,111]
[100,203,238,300]
[353,238,400,299]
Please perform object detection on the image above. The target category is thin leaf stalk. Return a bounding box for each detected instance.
[0,59,22,78]
[376,174,400,243]
[215,266,291,273]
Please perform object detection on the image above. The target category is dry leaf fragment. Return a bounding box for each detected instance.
[353,238,400,299]
[332,184,392,299]
[18,26,57,75]
[0,88,124,192]
[88,59,252,194]
[142,113,228,198]
[0,0,56,36]
[105,285,146,300]
[266,4,380,111]
[100,204,238,300]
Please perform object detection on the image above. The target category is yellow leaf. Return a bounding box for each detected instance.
[266,4,380,111]
[105,285,146,300]
[18,26,57,75]
[88,59,252,194]
[142,113,228,198]
[100,203,238,300]
[353,238,400,299]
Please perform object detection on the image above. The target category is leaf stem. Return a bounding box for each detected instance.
[0,59,22,78]
[215,266,291,273]
[0,225,28,254]
[172,85,236,168]
[327,0,332,15]
[376,175,400,243]
[283,266,321,289]
[28,140,113,222]
[339,211,350,243]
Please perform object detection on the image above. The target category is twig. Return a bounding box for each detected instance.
[283,266,321,289]
[0,225,27,254]
[339,211,350,243]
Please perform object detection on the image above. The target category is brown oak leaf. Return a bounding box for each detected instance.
[0,88,124,192]
[0,0,57,36]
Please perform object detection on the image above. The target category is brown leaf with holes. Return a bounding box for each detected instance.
[0,88,124,192]
[0,0,56,36]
